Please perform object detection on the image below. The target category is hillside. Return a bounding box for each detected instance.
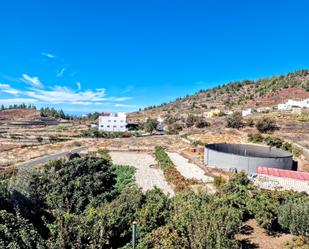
[129,69,309,122]
[0,108,40,121]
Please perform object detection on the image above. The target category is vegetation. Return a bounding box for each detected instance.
[248,134,303,157]
[226,112,244,128]
[255,117,278,133]
[0,151,308,248]
[143,118,159,134]
[80,129,137,138]
[0,103,37,110]
[154,146,196,191]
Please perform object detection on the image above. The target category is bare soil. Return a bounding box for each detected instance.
[236,219,294,249]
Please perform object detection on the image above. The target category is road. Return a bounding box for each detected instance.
[16,146,86,169]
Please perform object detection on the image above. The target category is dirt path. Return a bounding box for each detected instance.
[167,152,213,182]
[110,151,174,196]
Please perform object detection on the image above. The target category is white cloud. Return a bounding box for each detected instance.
[0,98,37,104]
[41,52,55,59]
[76,82,81,91]
[0,81,133,107]
[0,83,20,95]
[114,103,137,108]
[56,68,66,77]
[21,74,43,88]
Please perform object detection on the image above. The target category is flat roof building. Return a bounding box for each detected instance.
[98,112,127,132]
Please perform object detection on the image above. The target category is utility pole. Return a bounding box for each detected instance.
[132,221,137,249]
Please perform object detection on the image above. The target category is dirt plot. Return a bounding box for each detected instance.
[188,132,246,144]
[236,219,294,249]
[110,151,174,196]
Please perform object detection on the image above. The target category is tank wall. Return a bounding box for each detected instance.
[204,147,293,174]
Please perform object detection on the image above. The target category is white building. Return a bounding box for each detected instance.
[278,98,309,111]
[98,112,127,132]
[242,108,252,116]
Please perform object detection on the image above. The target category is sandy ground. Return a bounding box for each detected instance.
[167,152,212,182]
[236,219,294,249]
[110,151,174,196]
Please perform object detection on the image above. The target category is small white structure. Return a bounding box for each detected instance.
[157,114,165,123]
[278,98,309,111]
[99,112,127,132]
[242,108,252,116]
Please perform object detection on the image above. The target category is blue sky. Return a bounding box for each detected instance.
[0,0,309,114]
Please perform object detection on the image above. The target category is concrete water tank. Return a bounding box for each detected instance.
[204,143,293,174]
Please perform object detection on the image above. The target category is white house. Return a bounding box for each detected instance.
[98,112,127,132]
[278,98,309,111]
[242,108,252,116]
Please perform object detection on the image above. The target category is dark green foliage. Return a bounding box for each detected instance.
[40,107,68,119]
[137,188,170,235]
[0,103,37,110]
[226,112,244,128]
[0,210,46,249]
[44,157,117,214]
[256,117,278,133]
[278,198,309,238]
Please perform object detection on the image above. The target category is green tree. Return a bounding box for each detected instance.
[144,118,159,134]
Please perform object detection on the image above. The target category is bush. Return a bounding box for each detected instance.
[214,175,226,190]
[278,198,309,240]
[256,117,278,133]
[226,112,244,128]
[248,133,264,143]
[166,124,183,135]
[112,165,135,192]
[144,118,159,134]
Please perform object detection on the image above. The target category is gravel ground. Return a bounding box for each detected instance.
[167,152,213,182]
[110,151,174,196]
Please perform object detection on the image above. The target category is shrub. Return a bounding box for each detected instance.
[112,165,135,192]
[256,117,278,133]
[248,133,264,143]
[214,175,226,190]
[226,112,244,128]
[278,198,309,240]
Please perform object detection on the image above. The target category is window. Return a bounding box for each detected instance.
[113,125,117,128]
[101,125,104,127]
[107,125,110,128]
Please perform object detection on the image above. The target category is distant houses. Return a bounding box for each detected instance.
[278,98,309,111]
[98,112,127,132]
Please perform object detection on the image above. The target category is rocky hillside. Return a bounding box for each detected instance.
[129,69,309,122]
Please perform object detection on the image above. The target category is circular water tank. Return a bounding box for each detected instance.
[204,143,293,174]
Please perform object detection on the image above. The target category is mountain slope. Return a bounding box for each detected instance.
[129,69,309,121]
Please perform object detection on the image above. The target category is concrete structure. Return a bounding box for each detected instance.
[98,112,127,132]
[242,108,252,116]
[204,143,293,174]
[278,98,309,111]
